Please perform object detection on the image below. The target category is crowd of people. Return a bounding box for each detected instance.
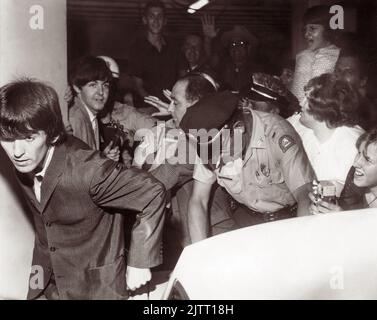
[1,0,377,299]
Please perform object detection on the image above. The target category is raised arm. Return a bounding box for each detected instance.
[201,14,219,58]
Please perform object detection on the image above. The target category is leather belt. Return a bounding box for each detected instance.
[260,204,297,222]
[230,197,297,223]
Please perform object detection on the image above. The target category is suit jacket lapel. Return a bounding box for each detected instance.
[16,173,42,212]
[39,142,67,213]
[75,98,97,149]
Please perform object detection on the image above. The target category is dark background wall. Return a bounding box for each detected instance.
[67,0,377,79]
[67,0,292,73]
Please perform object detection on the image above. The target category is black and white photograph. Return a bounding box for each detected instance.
[1,0,377,305]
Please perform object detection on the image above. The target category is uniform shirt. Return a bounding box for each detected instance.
[290,120,364,196]
[291,45,340,106]
[193,110,314,213]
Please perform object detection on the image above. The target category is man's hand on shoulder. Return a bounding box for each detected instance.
[126,266,152,291]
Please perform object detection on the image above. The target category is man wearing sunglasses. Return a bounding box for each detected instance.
[219,25,259,93]
[181,88,314,243]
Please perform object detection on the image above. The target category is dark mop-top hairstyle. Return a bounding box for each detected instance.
[0,78,66,145]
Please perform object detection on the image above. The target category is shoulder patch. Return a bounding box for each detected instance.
[278,135,295,153]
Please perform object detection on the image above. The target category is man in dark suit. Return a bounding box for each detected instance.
[0,79,166,299]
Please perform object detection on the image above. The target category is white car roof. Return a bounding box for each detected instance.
[163,208,377,299]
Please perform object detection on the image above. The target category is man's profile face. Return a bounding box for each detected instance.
[169,80,196,126]
[335,57,366,91]
[143,7,165,35]
[1,131,50,173]
[183,35,203,67]
[74,80,110,115]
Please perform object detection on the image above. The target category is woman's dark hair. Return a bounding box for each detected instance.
[304,73,360,128]
[356,127,377,151]
[0,78,66,145]
[303,5,338,44]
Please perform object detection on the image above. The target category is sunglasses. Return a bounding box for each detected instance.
[229,40,249,48]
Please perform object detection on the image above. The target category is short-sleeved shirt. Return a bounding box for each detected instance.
[193,110,315,213]
[128,35,179,100]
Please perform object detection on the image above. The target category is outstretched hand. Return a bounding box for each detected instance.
[144,89,173,117]
[201,14,219,39]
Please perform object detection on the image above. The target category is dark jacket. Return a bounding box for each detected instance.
[69,98,98,150]
[19,136,166,299]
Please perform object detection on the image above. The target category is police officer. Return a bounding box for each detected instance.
[180,81,314,243]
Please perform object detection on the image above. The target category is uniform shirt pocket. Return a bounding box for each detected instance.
[217,159,243,194]
[253,164,284,188]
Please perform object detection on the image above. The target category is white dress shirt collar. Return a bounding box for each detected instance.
[34,146,55,202]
